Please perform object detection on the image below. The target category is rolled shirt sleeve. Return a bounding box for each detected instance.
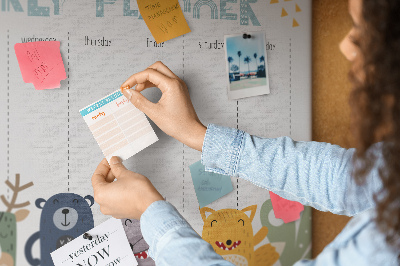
[201,124,382,216]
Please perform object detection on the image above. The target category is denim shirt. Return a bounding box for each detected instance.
[140,124,399,265]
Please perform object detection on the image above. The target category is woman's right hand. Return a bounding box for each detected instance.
[120,61,206,151]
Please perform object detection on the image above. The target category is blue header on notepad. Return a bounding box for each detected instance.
[80,91,122,116]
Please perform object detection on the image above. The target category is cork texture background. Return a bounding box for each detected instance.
[311,0,353,257]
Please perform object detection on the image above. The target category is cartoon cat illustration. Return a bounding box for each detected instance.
[200,205,279,266]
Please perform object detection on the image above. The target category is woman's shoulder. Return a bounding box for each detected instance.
[325,209,399,265]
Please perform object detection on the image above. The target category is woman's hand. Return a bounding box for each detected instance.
[120,61,206,151]
[91,157,164,219]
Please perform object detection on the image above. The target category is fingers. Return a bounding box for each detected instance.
[91,159,110,189]
[109,156,130,178]
[121,68,172,94]
[121,89,158,118]
[135,81,156,92]
[124,62,181,93]
[105,169,116,183]
[147,61,179,79]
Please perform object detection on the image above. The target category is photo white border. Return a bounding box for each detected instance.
[224,31,270,100]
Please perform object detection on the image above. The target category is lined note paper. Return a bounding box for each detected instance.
[79,90,158,162]
[14,41,66,90]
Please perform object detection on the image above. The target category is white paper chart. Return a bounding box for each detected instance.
[0,1,312,265]
[79,90,158,161]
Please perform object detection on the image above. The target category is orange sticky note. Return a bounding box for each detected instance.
[14,41,66,90]
[269,191,304,223]
[137,0,191,43]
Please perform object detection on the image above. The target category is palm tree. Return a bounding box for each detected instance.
[244,56,251,77]
[260,55,266,72]
[231,64,239,72]
[227,56,234,73]
[253,53,258,73]
[237,51,242,78]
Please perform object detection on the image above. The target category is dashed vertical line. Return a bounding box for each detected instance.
[182,35,185,212]
[289,38,292,136]
[67,32,70,192]
[236,100,239,210]
[7,29,10,199]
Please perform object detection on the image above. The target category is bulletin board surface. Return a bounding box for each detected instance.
[311,0,352,257]
[0,1,312,265]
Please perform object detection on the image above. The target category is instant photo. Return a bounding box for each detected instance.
[225,32,270,100]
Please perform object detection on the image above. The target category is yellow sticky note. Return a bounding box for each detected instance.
[137,0,191,43]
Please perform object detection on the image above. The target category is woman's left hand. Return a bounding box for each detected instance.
[91,157,164,219]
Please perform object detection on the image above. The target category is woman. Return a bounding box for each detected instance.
[91,0,400,264]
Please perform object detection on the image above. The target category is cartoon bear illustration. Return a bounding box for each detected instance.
[200,205,279,266]
[121,218,155,266]
[25,193,94,266]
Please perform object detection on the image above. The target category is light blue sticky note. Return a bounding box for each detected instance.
[189,160,234,208]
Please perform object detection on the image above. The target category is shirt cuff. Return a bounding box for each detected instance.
[201,124,245,176]
[140,200,192,259]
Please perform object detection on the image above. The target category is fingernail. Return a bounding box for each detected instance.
[110,156,122,165]
[123,89,133,100]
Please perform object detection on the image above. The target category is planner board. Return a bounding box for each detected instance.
[0,0,312,265]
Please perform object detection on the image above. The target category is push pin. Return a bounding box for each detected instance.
[83,232,95,240]
[121,85,130,92]
[242,33,251,39]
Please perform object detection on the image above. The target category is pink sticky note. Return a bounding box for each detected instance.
[269,191,304,223]
[14,41,66,90]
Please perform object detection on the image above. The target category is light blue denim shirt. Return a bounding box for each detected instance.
[140,124,399,265]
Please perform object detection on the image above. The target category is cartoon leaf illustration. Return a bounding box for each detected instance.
[0,174,33,265]
[15,209,29,222]
[260,198,311,266]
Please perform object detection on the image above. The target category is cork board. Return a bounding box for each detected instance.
[312,0,353,257]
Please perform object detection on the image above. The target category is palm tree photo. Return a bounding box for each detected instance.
[253,53,258,75]
[228,56,234,73]
[260,55,265,71]
[244,56,251,77]
[237,51,242,77]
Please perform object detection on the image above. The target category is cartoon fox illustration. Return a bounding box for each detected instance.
[200,205,279,266]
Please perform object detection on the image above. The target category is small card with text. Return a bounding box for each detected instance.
[51,218,138,266]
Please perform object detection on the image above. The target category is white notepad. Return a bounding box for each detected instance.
[51,218,138,266]
[79,90,158,161]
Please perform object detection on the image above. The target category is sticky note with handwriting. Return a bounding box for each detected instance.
[14,41,66,90]
[189,160,233,208]
[79,90,158,162]
[269,191,304,223]
[51,218,138,266]
[137,0,191,43]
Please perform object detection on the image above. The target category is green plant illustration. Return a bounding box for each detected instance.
[260,198,312,266]
[0,174,33,266]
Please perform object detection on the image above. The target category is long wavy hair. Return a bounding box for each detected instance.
[350,0,400,252]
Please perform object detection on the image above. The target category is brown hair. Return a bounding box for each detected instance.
[350,0,400,252]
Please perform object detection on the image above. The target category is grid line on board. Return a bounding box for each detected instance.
[182,35,185,212]
[290,38,292,136]
[68,32,70,191]
[236,101,239,210]
[7,29,10,199]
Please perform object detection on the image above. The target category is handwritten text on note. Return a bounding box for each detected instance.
[137,0,191,43]
[14,41,66,90]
